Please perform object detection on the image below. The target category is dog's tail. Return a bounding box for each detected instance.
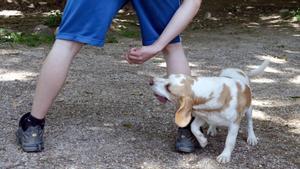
[247,60,270,78]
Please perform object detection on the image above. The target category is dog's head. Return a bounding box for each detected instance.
[150,74,195,127]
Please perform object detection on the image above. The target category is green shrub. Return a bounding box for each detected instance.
[106,35,118,43]
[118,29,140,38]
[0,28,54,47]
[291,9,300,21]
[44,11,62,28]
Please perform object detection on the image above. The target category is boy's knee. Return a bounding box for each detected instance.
[162,42,183,55]
[53,39,84,55]
[55,39,83,48]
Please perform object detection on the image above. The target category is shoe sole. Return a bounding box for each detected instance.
[176,146,195,153]
[16,129,44,152]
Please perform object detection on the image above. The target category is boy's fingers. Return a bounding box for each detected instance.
[130,47,138,52]
[122,52,132,64]
[122,52,128,60]
[130,48,142,56]
[127,57,133,64]
[128,54,143,61]
[123,47,145,64]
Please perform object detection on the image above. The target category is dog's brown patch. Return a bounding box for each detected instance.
[236,82,252,122]
[169,76,195,97]
[193,96,211,105]
[218,84,231,107]
[199,84,232,113]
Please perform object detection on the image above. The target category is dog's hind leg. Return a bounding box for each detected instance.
[246,106,258,145]
[191,117,207,148]
[217,123,239,163]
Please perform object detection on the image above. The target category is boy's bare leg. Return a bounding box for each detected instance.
[162,43,190,75]
[31,39,83,119]
[17,39,83,152]
[163,42,198,153]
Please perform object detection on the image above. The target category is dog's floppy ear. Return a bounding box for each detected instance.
[175,96,193,127]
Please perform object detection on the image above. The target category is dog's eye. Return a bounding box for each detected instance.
[165,84,171,93]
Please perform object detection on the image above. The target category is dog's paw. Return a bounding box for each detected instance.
[247,136,258,146]
[199,137,208,148]
[217,153,231,163]
[207,126,217,137]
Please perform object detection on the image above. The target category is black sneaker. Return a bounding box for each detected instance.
[175,127,200,153]
[16,125,44,152]
[16,113,45,152]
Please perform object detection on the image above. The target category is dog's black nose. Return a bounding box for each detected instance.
[149,77,154,86]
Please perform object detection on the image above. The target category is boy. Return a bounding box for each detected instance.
[17,0,202,153]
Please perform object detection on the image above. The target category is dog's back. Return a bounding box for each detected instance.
[220,68,250,85]
[219,60,270,85]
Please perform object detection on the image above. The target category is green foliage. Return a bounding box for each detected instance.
[106,34,118,43]
[0,28,54,47]
[106,25,140,43]
[118,29,140,38]
[122,123,133,129]
[291,9,300,21]
[44,11,62,28]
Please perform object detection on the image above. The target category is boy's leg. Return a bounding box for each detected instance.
[17,40,82,152]
[17,0,128,152]
[31,40,83,119]
[163,43,199,153]
[132,0,198,153]
[162,43,190,75]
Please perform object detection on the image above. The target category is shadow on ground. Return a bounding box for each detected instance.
[0,22,299,169]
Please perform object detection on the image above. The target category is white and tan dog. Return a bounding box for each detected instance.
[150,60,269,163]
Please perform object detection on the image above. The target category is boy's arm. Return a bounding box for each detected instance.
[124,0,202,64]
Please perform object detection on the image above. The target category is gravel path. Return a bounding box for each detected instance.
[0,25,299,169]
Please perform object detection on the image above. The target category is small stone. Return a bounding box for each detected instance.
[103,123,114,127]
[27,3,35,8]
[38,2,47,5]
[205,12,212,19]
[279,9,289,14]
[292,17,299,22]
[33,25,53,36]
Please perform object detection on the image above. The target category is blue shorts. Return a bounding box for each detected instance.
[56,0,181,47]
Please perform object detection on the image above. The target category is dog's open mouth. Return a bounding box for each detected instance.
[154,93,168,103]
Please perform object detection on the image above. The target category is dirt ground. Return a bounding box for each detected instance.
[0,1,300,169]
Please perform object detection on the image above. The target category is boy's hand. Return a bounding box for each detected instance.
[123,45,161,64]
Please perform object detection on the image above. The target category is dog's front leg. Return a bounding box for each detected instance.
[191,117,207,148]
[217,123,239,163]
